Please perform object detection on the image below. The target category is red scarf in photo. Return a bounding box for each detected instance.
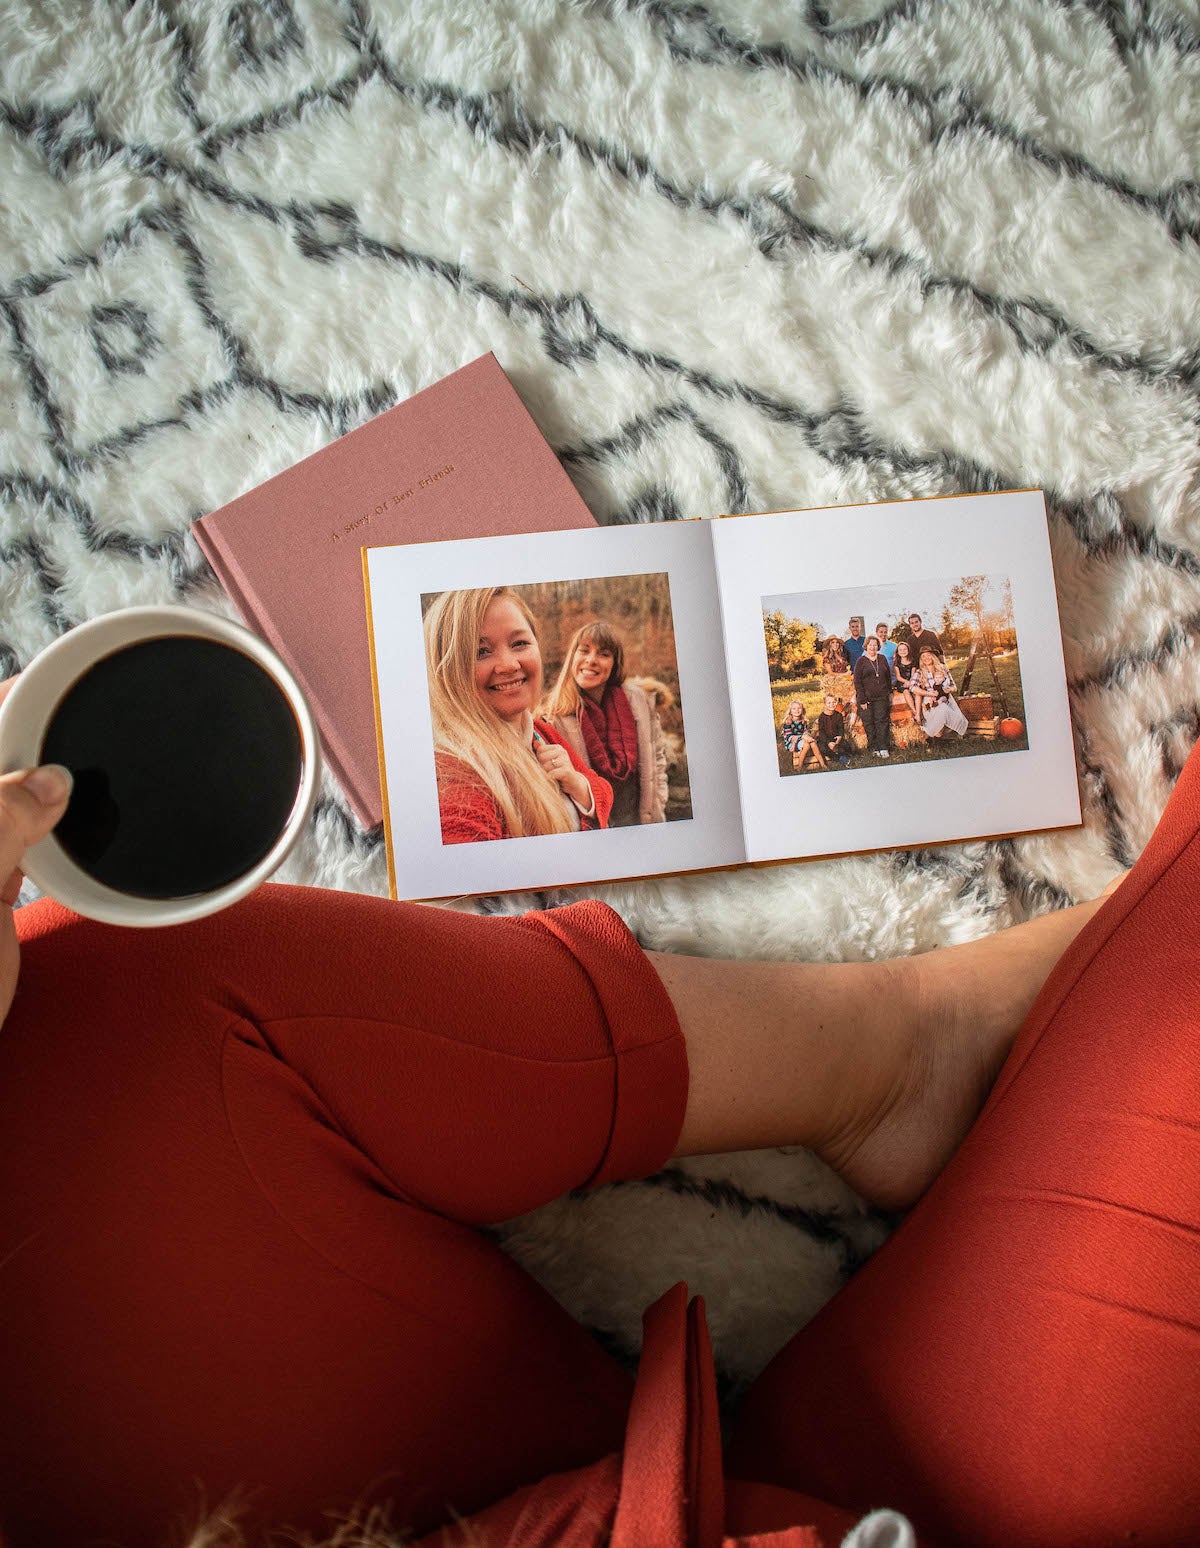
[579,684,639,783]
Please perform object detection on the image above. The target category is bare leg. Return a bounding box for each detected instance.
[650,883,1117,1211]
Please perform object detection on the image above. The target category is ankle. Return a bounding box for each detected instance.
[813,956,924,1178]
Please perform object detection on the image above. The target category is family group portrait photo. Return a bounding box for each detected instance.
[421,572,693,844]
[763,574,1028,778]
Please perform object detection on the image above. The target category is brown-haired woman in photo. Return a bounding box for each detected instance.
[542,620,669,827]
[424,587,613,842]
[892,638,919,720]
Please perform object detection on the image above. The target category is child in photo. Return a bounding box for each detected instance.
[892,638,918,719]
[780,699,825,771]
[816,694,849,766]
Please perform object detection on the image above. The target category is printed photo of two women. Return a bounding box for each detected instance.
[421,574,693,845]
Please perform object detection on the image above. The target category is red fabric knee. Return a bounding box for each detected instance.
[0,890,687,1548]
[729,744,1200,1546]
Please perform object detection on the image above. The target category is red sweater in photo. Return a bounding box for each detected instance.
[435,718,613,844]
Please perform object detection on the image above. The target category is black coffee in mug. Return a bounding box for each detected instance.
[40,636,304,900]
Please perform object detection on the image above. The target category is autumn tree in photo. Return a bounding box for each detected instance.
[762,610,820,679]
[946,575,1017,650]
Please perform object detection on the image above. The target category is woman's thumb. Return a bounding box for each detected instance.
[0,765,72,879]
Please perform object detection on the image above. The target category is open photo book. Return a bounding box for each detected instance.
[364,489,1082,900]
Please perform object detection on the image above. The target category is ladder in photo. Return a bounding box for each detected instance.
[958,630,1010,718]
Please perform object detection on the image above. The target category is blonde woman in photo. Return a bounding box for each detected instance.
[821,635,857,730]
[543,620,669,827]
[913,647,969,741]
[424,587,613,843]
[821,635,849,675]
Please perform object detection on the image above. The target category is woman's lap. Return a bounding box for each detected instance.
[729,745,1200,1545]
[0,891,687,1548]
[5,741,1200,1548]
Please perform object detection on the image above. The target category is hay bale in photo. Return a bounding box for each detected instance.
[892,720,926,750]
[821,672,854,703]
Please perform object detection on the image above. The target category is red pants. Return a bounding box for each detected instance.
[2,745,1199,1548]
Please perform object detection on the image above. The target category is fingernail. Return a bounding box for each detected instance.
[22,764,73,806]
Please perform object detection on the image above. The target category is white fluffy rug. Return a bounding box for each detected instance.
[4,0,1200,1457]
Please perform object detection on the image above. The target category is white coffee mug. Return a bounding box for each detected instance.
[0,607,321,927]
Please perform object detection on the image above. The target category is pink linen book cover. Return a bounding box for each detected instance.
[192,353,596,829]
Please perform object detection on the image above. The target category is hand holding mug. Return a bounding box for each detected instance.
[0,676,73,1026]
[0,608,319,928]
[534,737,592,811]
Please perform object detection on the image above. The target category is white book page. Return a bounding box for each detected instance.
[365,520,744,899]
[711,491,1082,863]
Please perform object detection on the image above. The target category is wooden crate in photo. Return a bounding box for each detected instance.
[959,694,995,722]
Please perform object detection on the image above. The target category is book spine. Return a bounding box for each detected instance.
[192,517,379,829]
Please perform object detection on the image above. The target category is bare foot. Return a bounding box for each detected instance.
[818,879,1122,1211]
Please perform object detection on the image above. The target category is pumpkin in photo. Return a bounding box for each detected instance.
[1000,717,1024,738]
